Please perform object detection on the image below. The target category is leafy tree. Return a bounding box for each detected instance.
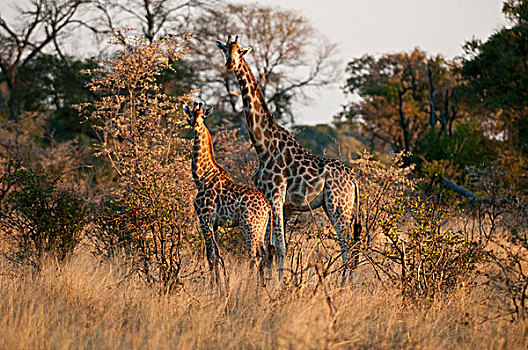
[338,49,461,154]
[14,54,98,139]
[461,0,528,155]
[418,121,500,200]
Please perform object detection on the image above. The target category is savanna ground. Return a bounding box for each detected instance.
[1,239,527,349]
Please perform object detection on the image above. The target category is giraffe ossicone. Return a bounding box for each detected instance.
[215,35,362,280]
[184,101,273,282]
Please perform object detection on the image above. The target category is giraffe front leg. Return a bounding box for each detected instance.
[271,197,286,281]
[201,223,220,283]
[195,197,220,283]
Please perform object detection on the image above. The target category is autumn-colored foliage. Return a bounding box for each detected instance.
[79,30,195,291]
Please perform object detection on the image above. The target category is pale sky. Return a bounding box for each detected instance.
[259,0,507,125]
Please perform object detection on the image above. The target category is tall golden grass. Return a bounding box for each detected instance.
[1,249,527,349]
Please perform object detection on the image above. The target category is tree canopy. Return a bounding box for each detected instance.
[338,49,460,154]
[461,0,528,154]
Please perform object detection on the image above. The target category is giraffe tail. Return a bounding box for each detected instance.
[353,181,362,241]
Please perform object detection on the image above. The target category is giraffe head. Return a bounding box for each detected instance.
[183,102,213,128]
[214,35,252,71]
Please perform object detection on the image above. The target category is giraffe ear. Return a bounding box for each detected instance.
[238,47,252,57]
[203,105,213,117]
[183,105,192,116]
[214,40,227,52]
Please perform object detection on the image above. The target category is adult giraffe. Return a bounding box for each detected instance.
[215,35,361,279]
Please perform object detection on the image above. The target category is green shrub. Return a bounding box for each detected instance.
[376,196,482,301]
[421,122,497,169]
[0,168,87,269]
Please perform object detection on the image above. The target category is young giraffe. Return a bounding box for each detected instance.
[184,102,272,281]
[215,36,361,279]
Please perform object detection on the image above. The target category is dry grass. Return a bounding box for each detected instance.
[1,249,527,350]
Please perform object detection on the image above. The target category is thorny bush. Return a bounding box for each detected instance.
[347,152,482,302]
[373,196,482,301]
[80,30,195,291]
[90,196,136,259]
[0,112,93,271]
[351,151,415,245]
[0,168,88,270]
[468,163,528,320]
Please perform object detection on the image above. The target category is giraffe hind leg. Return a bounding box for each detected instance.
[322,184,359,276]
[241,221,266,286]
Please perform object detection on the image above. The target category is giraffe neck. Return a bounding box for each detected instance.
[234,59,278,159]
[192,121,226,186]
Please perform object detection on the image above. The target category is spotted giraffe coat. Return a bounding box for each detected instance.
[215,36,361,279]
[184,102,272,277]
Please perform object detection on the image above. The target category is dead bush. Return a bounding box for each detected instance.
[468,163,528,319]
